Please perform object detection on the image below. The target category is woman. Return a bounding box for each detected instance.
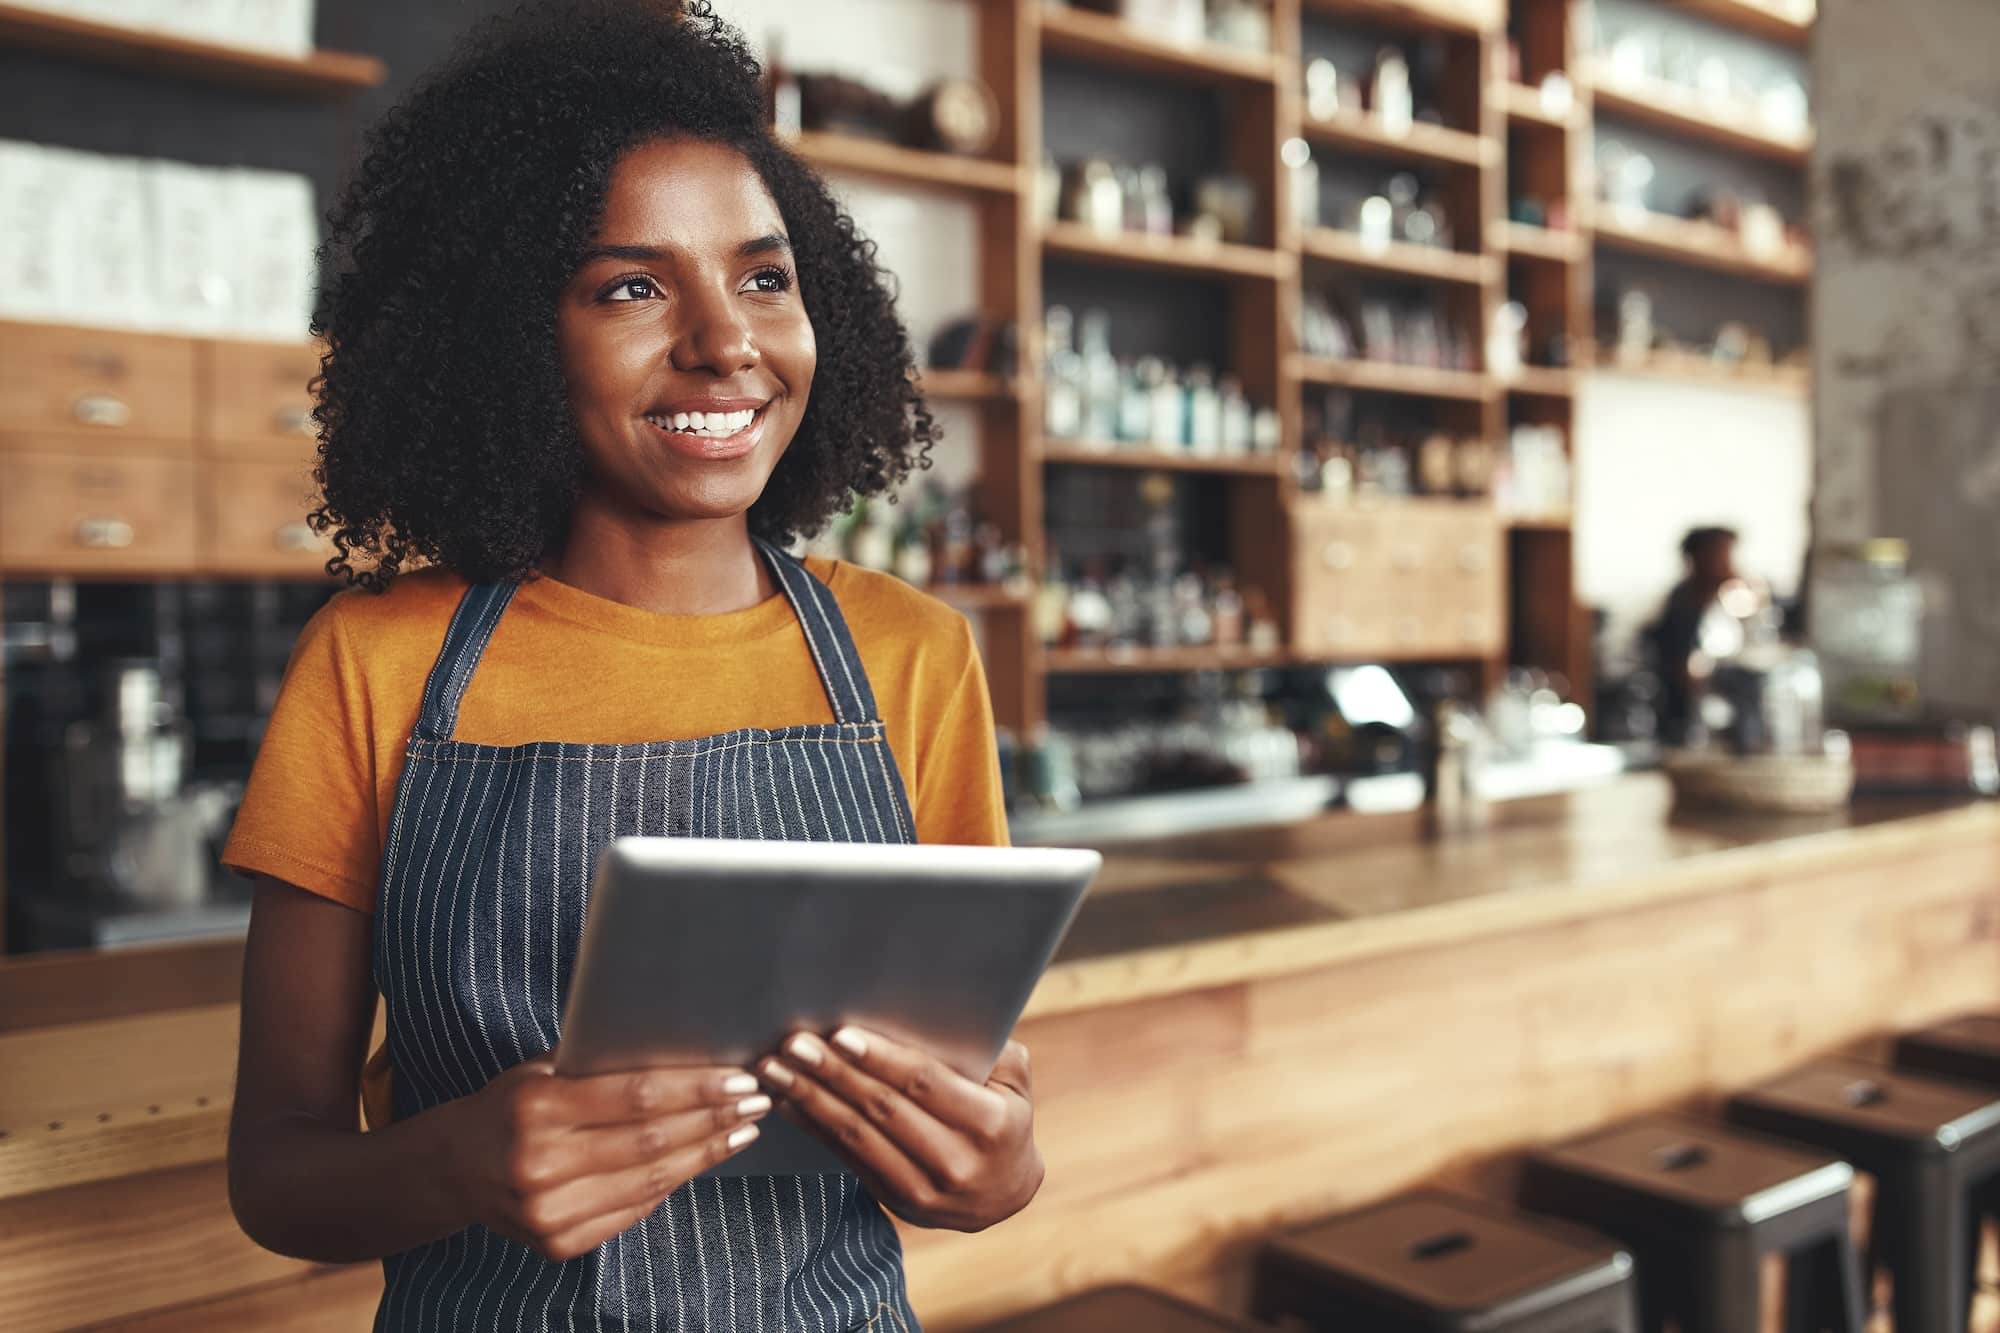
[222,4,1041,1329]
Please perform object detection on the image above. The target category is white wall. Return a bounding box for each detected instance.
[720,0,986,492]
[1575,371,1813,654]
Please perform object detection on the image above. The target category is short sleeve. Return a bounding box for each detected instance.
[222,602,383,912]
[911,619,1010,848]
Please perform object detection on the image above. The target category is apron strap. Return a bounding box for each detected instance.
[411,582,519,743]
[412,542,883,743]
[754,537,881,728]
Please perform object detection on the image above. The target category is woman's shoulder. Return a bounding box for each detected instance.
[304,566,472,662]
[803,557,976,657]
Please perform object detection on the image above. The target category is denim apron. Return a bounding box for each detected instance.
[371,538,920,1332]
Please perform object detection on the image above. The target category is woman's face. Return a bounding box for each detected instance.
[557,138,815,527]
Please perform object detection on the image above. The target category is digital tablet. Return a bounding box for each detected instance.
[554,837,1101,1176]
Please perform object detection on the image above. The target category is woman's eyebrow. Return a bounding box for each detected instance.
[577,234,791,266]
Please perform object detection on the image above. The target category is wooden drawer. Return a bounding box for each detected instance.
[198,459,333,577]
[199,339,321,459]
[1292,503,1504,659]
[0,324,198,444]
[0,450,197,575]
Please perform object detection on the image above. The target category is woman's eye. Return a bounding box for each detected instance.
[606,277,658,302]
[748,267,794,294]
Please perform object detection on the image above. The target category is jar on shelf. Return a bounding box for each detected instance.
[1811,539,1927,723]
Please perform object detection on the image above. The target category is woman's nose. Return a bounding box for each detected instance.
[669,286,760,376]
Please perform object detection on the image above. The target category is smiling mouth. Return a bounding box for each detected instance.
[640,403,769,459]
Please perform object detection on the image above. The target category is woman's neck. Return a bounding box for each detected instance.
[543,502,776,616]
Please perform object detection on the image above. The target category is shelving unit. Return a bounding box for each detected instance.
[1042,221,1290,282]
[1675,0,1814,47]
[1038,4,1281,85]
[1491,81,1581,130]
[1492,221,1585,264]
[1591,210,1811,284]
[1587,68,1812,165]
[0,3,385,96]
[1300,111,1494,169]
[918,368,1020,402]
[1041,443,1286,477]
[1302,228,1497,286]
[788,130,1026,195]
[1293,356,1497,404]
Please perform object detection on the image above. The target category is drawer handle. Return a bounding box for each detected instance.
[1321,540,1354,571]
[76,516,136,549]
[275,521,321,553]
[1457,544,1487,573]
[274,407,316,437]
[72,393,133,428]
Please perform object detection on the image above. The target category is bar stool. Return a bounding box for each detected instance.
[1521,1115,1865,1333]
[972,1285,1261,1331]
[1727,1057,2000,1333]
[1248,1190,1640,1332]
[1895,1013,2000,1088]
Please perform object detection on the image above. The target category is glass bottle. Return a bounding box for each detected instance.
[1151,363,1188,450]
[1120,358,1158,444]
[1042,305,1083,439]
[1078,308,1119,442]
[1217,375,1253,456]
[1184,365,1222,456]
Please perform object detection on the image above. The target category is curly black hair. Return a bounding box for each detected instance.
[309,0,938,590]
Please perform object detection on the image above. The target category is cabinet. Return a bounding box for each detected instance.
[1291,501,1502,659]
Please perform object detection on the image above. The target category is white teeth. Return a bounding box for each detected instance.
[648,407,760,437]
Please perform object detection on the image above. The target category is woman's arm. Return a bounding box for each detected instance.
[228,876,771,1264]
[227,876,474,1261]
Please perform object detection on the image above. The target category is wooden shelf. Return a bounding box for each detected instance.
[1507,514,1574,532]
[0,3,385,96]
[931,583,1031,612]
[1300,0,1498,38]
[1042,442,1285,476]
[1043,221,1289,282]
[1292,356,1496,404]
[1044,645,1293,675]
[1493,221,1586,264]
[789,130,1025,195]
[919,368,1020,403]
[1038,5,1280,86]
[1302,111,1494,170]
[1492,81,1582,131]
[1591,210,1811,284]
[1302,228,1497,287]
[1676,0,1814,47]
[1588,68,1812,166]
[1503,366,1576,399]
[1590,360,1810,400]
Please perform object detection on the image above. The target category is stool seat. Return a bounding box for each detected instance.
[1729,1058,2000,1333]
[1528,1114,1853,1228]
[1896,1012,2000,1087]
[974,1285,1258,1332]
[1252,1191,1638,1332]
[1524,1114,1865,1333]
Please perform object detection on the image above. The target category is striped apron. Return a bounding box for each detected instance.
[371,538,920,1332]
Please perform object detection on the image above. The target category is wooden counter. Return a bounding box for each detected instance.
[3,777,1997,1329]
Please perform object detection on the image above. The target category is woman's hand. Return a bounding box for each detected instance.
[436,1058,770,1261]
[760,1029,1043,1232]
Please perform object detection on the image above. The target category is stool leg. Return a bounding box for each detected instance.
[1689,1235,1763,1333]
[1877,1164,1970,1333]
[1783,1235,1868,1333]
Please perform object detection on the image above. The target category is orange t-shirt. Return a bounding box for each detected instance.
[223,557,1009,912]
[222,558,1009,1126]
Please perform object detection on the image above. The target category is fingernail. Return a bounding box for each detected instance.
[728,1124,760,1150]
[737,1094,772,1117]
[832,1028,868,1059]
[761,1059,795,1089]
[722,1073,759,1096]
[788,1034,826,1067]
